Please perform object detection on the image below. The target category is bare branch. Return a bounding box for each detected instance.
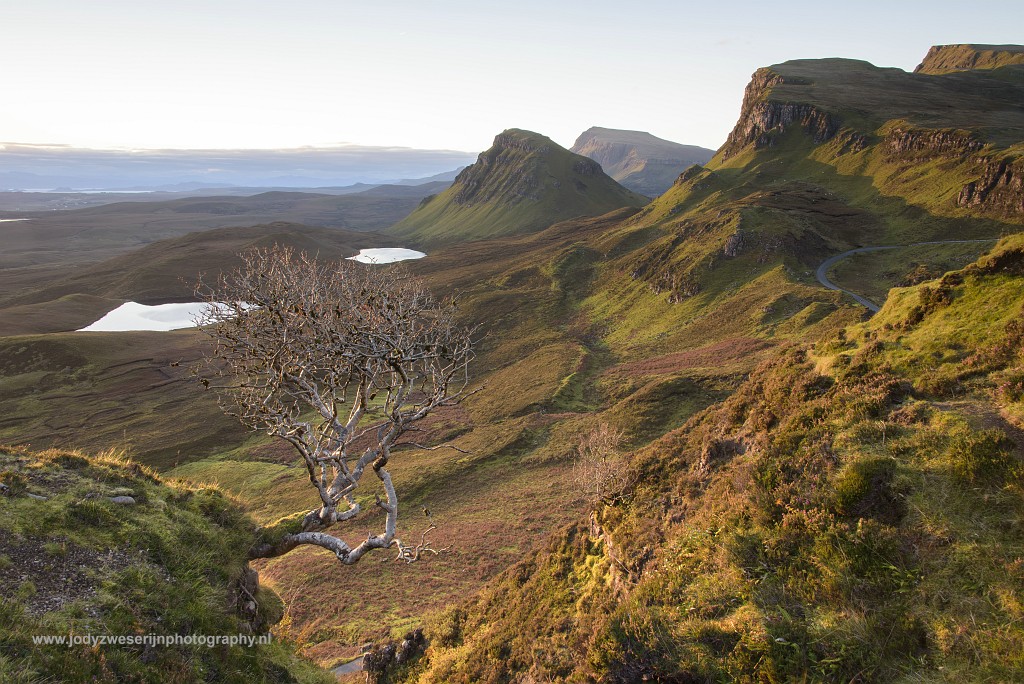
[194,245,475,565]
[387,524,453,563]
[572,423,629,505]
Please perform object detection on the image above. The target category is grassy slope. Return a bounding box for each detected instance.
[405,235,1024,683]
[159,209,766,667]
[638,56,1024,323]
[0,330,249,469]
[0,187,432,294]
[376,55,1024,681]
[0,223,400,328]
[0,444,331,683]
[826,241,994,304]
[4,50,1024,678]
[389,129,647,245]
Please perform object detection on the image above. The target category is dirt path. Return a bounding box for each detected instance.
[815,239,998,313]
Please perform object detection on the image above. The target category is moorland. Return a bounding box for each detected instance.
[2,42,1024,683]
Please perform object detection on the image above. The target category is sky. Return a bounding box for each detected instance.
[2,0,1023,155]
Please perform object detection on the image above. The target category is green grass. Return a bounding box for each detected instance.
[0,444,332,683]
[0,330,248,469]
[390,129,647,245]
[826,241,995,304]
[4,51,1024,681]
[167,458,317,526]
[403,235,1024,682]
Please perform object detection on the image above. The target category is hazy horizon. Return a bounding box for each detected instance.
[4,1,1023,155]
[0,141,476,191]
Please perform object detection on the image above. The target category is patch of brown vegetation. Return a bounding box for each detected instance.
[604,337,773,379]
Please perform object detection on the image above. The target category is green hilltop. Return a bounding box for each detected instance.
[388,128,648,245]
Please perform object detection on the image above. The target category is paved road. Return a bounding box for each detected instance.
[815,239,999,313]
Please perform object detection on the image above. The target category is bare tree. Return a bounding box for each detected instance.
[194,246,474,565]
[573,423,627,504]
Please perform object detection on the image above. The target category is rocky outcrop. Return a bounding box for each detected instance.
[721,68,839,159]
[450,133,547,206]
[363,628,426,681]
[957,156,1024,216]
[722,230,745,258]
[884,126,985,159]
[915,44,1024,75]
[572,158,602,176]
[678,164,706,183]
[880,126,1022,215]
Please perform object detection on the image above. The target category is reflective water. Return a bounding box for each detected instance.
[347,248,426,264]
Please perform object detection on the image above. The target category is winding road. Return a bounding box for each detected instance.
[815,239,999,313]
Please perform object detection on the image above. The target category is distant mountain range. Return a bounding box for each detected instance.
[0,143,474,191]
[570,126,715,196]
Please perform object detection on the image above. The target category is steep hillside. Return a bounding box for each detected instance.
[551,46,1024,364]
[355,47,1024,682]
[0,444,331,683]
[571,127,715,196]
[715,55,1024,219]
[389,129,647,244]
[916,43,1024,75]
[402,234,1024,684]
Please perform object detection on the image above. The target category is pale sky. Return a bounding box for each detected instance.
[2,0,1023,154]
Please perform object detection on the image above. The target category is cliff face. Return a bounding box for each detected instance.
[878,126,1024,217]
[883,126,984,159]
[719,68,839,160]
[450,132,550,206]
[915,44,1024,75]
[715,51,1024,222]
[957,156,1024,214]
